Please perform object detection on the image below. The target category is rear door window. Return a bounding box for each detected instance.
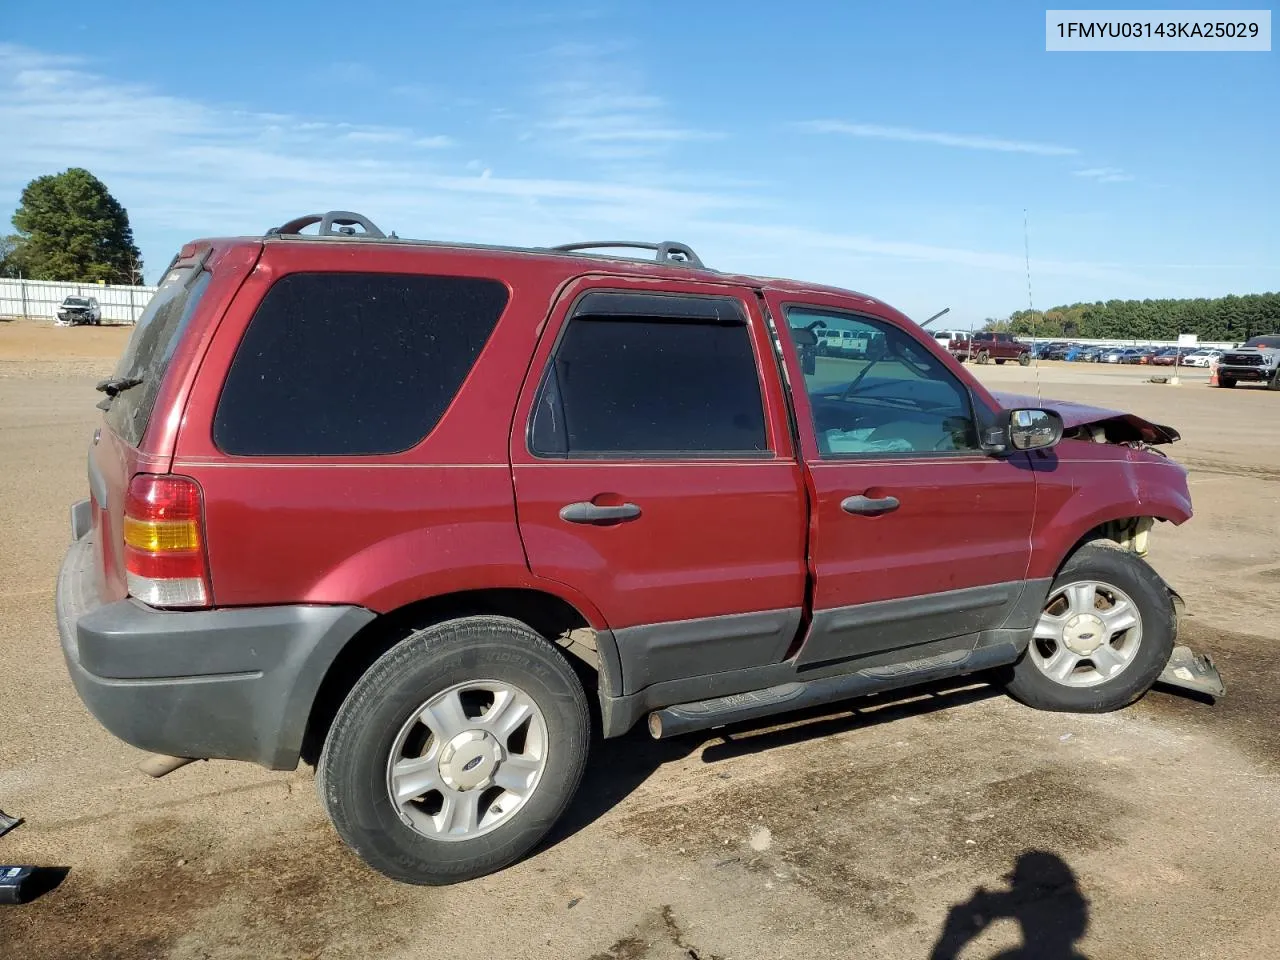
[213,272,509,456]
[529,292,768,457]
[104,264,213,447]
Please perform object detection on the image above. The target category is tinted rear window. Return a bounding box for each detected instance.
[530,295,767,457]
[214,272,509,456]
[105,264,212,447]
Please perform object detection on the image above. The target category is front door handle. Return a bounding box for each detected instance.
[559,501,642,524]
[840,494,900,516]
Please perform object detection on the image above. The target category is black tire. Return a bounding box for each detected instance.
[317,616,590,885]
[1003,542,1173,713]
[977,350,991,365]
[1018,353,1032,367]
[1219,376,1236,388]
[1268,370,1280,391]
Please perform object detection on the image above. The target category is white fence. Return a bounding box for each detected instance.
[0,277,158,324]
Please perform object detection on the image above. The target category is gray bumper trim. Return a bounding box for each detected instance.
[56,535,374,770]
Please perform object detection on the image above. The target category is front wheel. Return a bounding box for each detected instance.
[1268,370,1280,391]
[1018,353,1032,366]
[1219,376,1237,388]
[1004,543,1173,712]
[318,616,591,884]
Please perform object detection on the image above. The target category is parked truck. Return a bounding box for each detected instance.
[1215,335,1280,390]
[949,331,1032,366]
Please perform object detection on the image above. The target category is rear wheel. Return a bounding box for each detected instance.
[977,350,991,365]
[1004,543,1173,712]
[318,616,590,884]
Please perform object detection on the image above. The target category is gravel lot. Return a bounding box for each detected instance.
[1,319,1277,960]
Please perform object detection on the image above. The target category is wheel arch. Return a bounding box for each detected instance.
[300,587,607,766]
[1041,513,1187,622]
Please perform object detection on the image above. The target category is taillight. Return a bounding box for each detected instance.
[123,474,211,608]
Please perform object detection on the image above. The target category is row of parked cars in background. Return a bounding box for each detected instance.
[1029,342,1225,366]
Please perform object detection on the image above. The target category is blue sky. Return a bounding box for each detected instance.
[2,1,1276,325]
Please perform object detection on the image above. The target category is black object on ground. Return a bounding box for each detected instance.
[0,866,70,904]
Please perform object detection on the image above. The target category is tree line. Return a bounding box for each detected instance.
[982,292,1280,343]
[1,168,143,284]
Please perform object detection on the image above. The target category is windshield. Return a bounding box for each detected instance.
[64,298,88,306]
[103,262,212,447]
[1244,336,1280,349]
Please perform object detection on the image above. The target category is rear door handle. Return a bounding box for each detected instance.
[559,501,642,524]
[840,494,900,516]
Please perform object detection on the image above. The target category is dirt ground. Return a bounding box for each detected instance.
[1,318,1277,960]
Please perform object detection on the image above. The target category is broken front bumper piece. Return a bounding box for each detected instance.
[1158,645,1225,699]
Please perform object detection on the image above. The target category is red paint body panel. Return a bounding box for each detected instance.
[83,233,1192,648]
[761,289,1036,612]
[89,242,261,604]
[803,457,1036,608]
[509,277,807,629]
[1026,443,1192,579]
[171,241,570,611]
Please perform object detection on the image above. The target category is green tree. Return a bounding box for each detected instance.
[984,291,1280,342]
[0,234,27,278]
[10,168,142,283]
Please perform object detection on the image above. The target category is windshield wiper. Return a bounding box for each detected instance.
[95,376,143,398]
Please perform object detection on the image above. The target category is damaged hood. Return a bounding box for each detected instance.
[990,391,1180,445]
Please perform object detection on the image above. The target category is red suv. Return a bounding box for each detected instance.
[58,211,1200,885]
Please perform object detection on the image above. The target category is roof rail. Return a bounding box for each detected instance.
[550,240,706,269]
[266,211,389,240]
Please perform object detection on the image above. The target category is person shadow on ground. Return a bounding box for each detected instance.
[928,850,1090,960]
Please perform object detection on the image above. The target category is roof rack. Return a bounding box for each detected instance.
[262,211,708,269]
[266,211,390,239]
[550,240,705,269]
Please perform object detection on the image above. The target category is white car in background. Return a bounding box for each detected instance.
[1181,349,1224,367]
[55,296,103,326]
[931,329,966,351]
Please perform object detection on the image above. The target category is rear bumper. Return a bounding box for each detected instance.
[56,534,374,770]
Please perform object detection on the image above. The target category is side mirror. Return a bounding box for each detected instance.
[983,408,1064,453]
[791,327,818,347]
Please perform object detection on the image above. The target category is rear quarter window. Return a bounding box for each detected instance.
[213,272,509,456]
[105,265,213,447]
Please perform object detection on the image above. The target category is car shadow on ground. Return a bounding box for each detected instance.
[928,850,1091,960]
[542,676,1004,851]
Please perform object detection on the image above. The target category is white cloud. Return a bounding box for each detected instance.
[703,221,1143,284]
[1073,166,1135,183]
[533,45,724,160]
[0,41,1156,311]
[343,130,407,144]
[797,120,1078,156]
[0,43,745,274]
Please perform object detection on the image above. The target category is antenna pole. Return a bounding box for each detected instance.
[921,307,950,329]
[1024,209,1043,403]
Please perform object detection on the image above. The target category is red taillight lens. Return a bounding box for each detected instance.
[123,474,210,608]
